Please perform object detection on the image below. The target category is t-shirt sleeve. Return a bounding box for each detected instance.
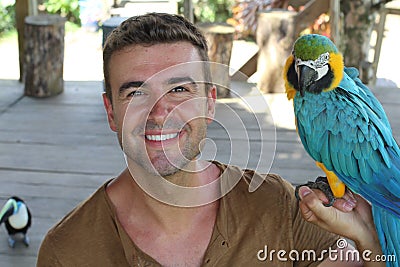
[37,233,63,267]
[280,178,340,267]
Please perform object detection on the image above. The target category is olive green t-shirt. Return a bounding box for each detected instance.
[37,163,339,266]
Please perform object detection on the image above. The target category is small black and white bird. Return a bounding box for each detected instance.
[0,196,32,248]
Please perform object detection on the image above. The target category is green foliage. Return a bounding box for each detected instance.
[44,0,81,25]
[192,0,235,23]
[0,1,16,37]
[65,21,80,33]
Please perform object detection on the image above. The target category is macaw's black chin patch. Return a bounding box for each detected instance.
[305,67,334,94]
[287,61,299,91]
[307,83,324,94]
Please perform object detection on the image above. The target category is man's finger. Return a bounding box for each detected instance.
[298,186,334,224]
[331,190,357,212]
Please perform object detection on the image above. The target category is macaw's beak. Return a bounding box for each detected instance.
[0,199,17,224]
[297,65,317,97]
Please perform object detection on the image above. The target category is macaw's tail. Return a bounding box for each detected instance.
[372,205,400,267]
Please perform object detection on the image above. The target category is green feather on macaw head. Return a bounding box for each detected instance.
[293,34,339,61]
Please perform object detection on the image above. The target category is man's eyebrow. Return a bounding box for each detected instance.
[119,81,144,94]
[167,76,196,85]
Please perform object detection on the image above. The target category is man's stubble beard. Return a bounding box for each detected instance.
[122,118,208,178]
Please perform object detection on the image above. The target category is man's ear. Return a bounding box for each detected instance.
[206,85,217,124]
[102,93,117,132]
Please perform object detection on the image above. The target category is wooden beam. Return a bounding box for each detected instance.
[294,0,330,36]
[387,7,400,15]
[288,0,310,8]
[231,52,258,81]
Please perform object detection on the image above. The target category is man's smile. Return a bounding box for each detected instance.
[145,132,180,141]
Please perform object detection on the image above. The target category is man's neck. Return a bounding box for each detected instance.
[106,161,221,232]
[106,163,221,266]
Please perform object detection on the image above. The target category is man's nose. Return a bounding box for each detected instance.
[148,95,173,123]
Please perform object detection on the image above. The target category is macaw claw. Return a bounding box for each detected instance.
[294,176,336,207]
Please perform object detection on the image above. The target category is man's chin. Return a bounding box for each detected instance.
[151,160,190,178]
[125,156,184,176]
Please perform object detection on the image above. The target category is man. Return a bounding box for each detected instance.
[37,13,383,266]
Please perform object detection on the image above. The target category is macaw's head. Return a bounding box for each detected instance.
[283,34,344,99]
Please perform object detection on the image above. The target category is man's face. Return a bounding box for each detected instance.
[103,42,216,177]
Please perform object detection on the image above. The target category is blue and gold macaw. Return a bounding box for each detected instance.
[283,34,400,264]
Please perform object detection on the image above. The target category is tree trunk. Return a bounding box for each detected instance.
[256,10,297,93]
[24,15,66,97]
[197,23,235,98]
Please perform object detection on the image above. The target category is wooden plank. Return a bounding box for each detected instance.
[230,52,258,81]
[387,7,400,15]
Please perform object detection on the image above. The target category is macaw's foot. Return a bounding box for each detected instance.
[294,176,336,207]
[8,236,16,248]
[23,235,30,247]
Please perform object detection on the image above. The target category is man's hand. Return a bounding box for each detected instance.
[297,186,385,267]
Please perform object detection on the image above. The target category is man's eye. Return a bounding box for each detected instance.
[171,86,187,93]
[127,90,144,97]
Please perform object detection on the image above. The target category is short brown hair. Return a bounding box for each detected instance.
[103,13,211,100]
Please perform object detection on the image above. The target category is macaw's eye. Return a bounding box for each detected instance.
[315,52,330,68]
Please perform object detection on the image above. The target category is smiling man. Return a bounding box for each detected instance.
[37,13,383,267]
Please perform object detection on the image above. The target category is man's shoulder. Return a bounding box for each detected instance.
[219,162,295,197]
[37,179,130,266]
[44,180,114,242]
[214,162,297,217]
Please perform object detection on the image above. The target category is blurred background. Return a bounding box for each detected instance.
[1,0,399,86]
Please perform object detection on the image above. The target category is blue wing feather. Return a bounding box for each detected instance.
[373,205,400,263]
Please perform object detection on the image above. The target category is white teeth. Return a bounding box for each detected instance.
[145,133,179,141]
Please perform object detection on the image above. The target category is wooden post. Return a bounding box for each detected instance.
[197,23,235,98]
[183,0,193,23]
[329,0,340,47]
[30,0,38,15]
[256,10,297,93]
[24,15,66,97]
[15,0,31,82]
